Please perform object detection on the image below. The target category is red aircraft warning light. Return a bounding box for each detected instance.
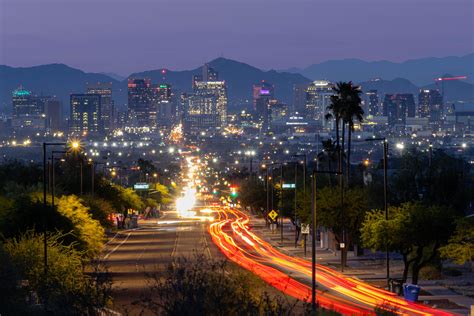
[435,75,467,81]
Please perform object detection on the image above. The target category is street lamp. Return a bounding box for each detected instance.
[293,154,307,248]
[42,140,82,280]
[365,137,389,286]
[245,150,256,178]
[310,168,341,314]
[50,150,67,214]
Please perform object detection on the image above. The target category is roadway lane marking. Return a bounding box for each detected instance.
[171,229,180,257]
[103,232,132,260]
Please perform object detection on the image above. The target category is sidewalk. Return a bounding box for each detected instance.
[248,215,474,315]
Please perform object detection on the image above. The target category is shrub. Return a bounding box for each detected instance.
[419,265,442,280]
[1,231,111,314]
[56,195,105,256]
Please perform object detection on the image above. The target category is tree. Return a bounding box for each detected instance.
[55,195,105,257]
[81,195,115,228]
[149,183,173,205]
[391,148,470,211]
[317,139,340,185]
[439,217,474,269]
[361,202,457,284]
[325,94,344,170]
[1,231,111,314]
[239,178,267,216]
[316,186,368,266]
[339,82,363,183]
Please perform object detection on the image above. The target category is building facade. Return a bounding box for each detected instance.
[305,80,334,130]
[418,89,443,123]
[383,94,416,126]
[70,94,102,135]
[87,83,114,132]
[127,78,156,128]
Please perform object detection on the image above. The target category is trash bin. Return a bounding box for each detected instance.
[388,278,403,296]
[403,284,421,302]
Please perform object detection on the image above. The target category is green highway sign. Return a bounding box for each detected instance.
[134,183,149,190]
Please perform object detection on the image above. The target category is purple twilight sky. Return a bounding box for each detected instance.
[0,0,473,75]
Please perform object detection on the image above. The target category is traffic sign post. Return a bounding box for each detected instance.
[301,223,309,257]
[268,210,278,222]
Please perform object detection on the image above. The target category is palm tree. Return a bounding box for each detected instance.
[339,82,364,183]
[317,139,340,185]
[325,93,345,173]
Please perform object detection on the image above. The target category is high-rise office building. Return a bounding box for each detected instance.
[70,94,102,135]
[365,90,379,116]
[37,96,62,132]
[383,94,415,126]
[305,80,334,129]
[87,83,114,132]
[293,83,308,113]
[253,81,276,128]
[155,84,177,127]
[11,86,46,131]
[253,81,275,110]
[128,78,156,127]
[418,89,443,122]
[193,63,219,86]
[185,64,227,132]
[193,81,227,126]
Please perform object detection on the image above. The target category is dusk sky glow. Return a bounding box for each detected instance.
[1,0,473,74]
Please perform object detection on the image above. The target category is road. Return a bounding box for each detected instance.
[209,207,456,316]
[101,210,219,314]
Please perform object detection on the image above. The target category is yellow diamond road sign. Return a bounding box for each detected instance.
[268,210,278,221]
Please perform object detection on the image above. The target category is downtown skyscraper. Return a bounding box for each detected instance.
[185,64,228,132]
[127,78,156,128]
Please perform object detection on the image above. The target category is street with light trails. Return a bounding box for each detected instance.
[169,156,458,315]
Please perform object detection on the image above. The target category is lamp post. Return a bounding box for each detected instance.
[245,150,256,179]
[42,142,66,279]
[42,141,80,280]
[365,137,389,286]
[50,150,67,214]
[311,168,341,314]
[293,154,307,248]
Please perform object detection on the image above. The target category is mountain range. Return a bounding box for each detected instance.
[283,53,474,86]
[1,55,473,115]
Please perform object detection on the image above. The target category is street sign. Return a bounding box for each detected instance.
[134,183,149,190]
[282,183,296,189]
[268,210,278,221]
[301,224,310,234]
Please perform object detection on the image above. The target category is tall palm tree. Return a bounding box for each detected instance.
[325,93,344,173]
[317,139,340,185]
[339,82,364,183]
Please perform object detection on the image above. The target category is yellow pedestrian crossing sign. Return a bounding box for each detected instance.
[268,210,278,221]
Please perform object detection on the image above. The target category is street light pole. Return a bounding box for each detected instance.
[42,142,67,280]
[366,137,389,286]
[280,164,284,244]
[311,168,341,314]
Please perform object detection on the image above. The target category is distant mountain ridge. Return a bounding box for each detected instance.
[283,53,474,86]
[1,55,473,115]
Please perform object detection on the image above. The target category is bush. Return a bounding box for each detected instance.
[81,195,115,229]
[1,231,111,315]
[419,265,442,280]
[140,255,337,316]
[55,195,105,256]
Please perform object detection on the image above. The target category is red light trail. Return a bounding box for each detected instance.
[208,207,457,315]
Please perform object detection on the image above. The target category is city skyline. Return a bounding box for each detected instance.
[1,0,473,74]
